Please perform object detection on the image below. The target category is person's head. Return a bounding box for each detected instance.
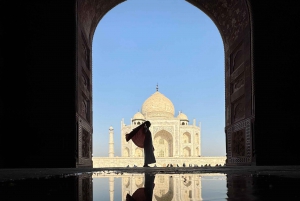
[145,121,151,128]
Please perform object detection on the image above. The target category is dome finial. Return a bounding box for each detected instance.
[156,83,158,91]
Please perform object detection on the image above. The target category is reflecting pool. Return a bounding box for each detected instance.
[1,171,300,200]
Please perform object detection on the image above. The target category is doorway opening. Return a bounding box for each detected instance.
[91,0,226,167]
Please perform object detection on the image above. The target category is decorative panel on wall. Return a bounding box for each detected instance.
[227,118,251,164]
[81,32,90,70]
[77,115,93,167]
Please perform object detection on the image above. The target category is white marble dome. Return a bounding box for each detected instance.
[141,91,175,119]
[133,111,145,120]
[177,112,188,120]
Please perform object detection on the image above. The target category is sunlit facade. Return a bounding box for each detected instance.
[121,89,201,159]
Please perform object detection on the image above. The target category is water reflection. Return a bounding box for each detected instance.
[1,171,300,200]
[93,172,226,201]
[0,173,92,201]
[126,173,155,201]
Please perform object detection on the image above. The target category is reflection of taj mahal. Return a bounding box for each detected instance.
[93,88,226,167]
[93,173,206,201]
[123,174,203,201]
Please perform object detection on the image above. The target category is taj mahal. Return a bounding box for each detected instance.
[93,87,225,167]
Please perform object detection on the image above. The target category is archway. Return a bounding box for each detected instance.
[154,130,174,157]
[183,147,192,157]
[183,132,191,143]
[4,1,300,168]
[135,148,144,157]
[77,0,253,166]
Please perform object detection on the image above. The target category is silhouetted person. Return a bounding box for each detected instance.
[126,173,156,201]
[126,121,156,167]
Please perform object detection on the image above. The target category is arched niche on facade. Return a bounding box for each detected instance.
[135,148,143,157]
[154,130,173,157]
[123,147,129,157]
[77,0,253,166]
[183,132,191,143]
[183,147,191,157]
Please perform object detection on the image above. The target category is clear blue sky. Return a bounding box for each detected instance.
[92,0,225,157]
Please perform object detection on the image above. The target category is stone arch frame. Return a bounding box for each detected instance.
[135,147,143,157]
[154,130,173,157]
[77,0,253,166]
[183,132,192,143]
[183,146,192,157]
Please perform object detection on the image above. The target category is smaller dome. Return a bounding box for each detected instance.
[133,112,145,120]
[177,112,188,120]
[109,126,114,130]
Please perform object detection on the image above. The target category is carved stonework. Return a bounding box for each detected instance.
[81,32,90,69]
[231,74,244,94]
[81,100,87,117]
[77,115,93,167]
[81,71,90,92]
[78,0,125,42]
[232,129,245,157]
[231,50,243,72]
[227,118,251,164]
[82,128,90,158]
[153,126,174,135]
[232,97,245,123]
[188,0,250,49]
[226,105,231,125]
[81,95,90,122]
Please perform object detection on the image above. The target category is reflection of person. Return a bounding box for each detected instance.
[126,121,156,167]
[126,173,156,201]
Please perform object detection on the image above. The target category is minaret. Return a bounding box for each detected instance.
[109,126,114,157]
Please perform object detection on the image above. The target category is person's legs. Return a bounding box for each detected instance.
[143,149,149,167]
